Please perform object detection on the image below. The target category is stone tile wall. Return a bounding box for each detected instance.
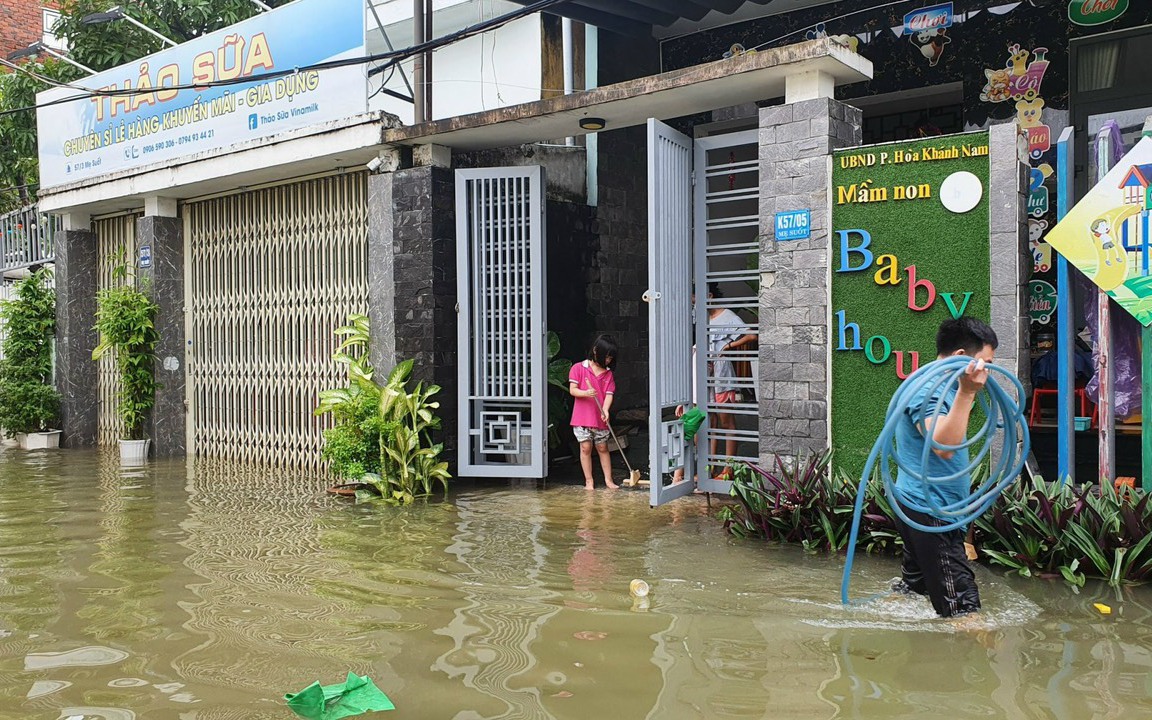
[54,229,98,448]
[137,216,185,457]
[369,166,458,452]
[757,98,862,460]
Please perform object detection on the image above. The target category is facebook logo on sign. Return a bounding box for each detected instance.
[248,114,258,130]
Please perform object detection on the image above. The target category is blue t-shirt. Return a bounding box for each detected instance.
[893,381,970,519]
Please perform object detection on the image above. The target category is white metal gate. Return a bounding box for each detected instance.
[647,119,696,506]
[694,130,761,493]
[185,173,369,471]
[455,166,548,478]
[94,213,140,446]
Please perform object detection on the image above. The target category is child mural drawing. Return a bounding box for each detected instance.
[569,334,620,490]
[1090,217,1124,267]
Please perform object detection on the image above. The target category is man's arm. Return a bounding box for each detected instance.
[922,360,988,460]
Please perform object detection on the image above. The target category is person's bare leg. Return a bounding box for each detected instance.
[722,411,738,466]
[579,440,595,489]
[596,443,619,489]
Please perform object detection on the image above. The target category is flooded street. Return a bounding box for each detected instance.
[0,448,1150,719]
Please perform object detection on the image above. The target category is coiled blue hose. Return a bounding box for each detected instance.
[840,355,1030,605]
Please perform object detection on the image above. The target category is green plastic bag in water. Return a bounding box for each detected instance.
[285,672,395,719]
[682,407,706,441]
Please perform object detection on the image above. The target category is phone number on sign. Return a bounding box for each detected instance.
[142,129,216,155]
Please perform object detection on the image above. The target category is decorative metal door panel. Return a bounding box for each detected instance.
[186,173,369,471]
[94,213,140,446]
[694,130,761,494]
[456,166,547,478]
[647,119,696,506]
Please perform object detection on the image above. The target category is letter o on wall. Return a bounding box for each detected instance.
[864,335,892,364]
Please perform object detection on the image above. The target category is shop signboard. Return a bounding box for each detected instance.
[902,3,953,35]
[1029,280,1057,324]
[1068,0,1129,27]
[1043,137,1152,326]
[36,0,367,188]
[829,132,991,470]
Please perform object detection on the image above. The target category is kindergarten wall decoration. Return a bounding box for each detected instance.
[830,132,991,470]
[904,3,953,67]
[1044,137,1152,326]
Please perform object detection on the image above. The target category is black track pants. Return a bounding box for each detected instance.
[893,503,981,617]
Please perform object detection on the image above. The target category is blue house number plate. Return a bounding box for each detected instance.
[775,210,811,241]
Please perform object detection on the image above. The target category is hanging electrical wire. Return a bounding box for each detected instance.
[1,0,570,118]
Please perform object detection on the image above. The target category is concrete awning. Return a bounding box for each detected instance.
[384,37,871,151]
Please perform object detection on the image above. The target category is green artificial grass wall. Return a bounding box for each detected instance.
[830,132,991,475]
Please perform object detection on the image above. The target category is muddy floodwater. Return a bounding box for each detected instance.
[1,448,1151,719]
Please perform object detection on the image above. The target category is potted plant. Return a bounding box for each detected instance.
[0,267,62,449]
[316,314,450,505]
[92,268,158,463]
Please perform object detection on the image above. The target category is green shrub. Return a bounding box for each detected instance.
[0,268,61,435]
[723,454,1152,586]
[92,273,158,440]
[975,477,1152,586]
[316,314,449,505]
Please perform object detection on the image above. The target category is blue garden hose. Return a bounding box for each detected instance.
[840,355,1030,605]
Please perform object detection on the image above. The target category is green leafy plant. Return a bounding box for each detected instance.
[975,477,1152,586]
[316,315,449,505]
[92,267,158,440]
[0,268,60,434]
[0,59,81,211]
[546,331,574,454]
[316,314,386,479]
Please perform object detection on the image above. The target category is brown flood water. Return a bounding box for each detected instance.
[1,447,1151,719]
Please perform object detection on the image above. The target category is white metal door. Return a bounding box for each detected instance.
[647,119,696,506]
[694,130,761,494]
[456,166,548,478]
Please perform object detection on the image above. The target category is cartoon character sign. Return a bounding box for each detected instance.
[1044,136,1152,325]
[1029,218,1052,273]
[980,45,1049,103]
[1015,98,1051,159]
[1028,164,1054,218]
[1089,218,1126,267]
[911,28,950,66]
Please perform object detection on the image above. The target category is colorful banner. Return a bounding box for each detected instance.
[1044,136,1152,326]
[36,0,366,188]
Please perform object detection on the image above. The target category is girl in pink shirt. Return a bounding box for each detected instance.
[568,334,619,489]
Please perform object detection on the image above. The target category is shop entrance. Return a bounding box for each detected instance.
[1033,25,1152,483]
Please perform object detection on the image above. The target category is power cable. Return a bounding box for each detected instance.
[0,0,568,118]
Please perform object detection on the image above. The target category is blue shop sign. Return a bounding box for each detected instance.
[775,210,811,241]
[903,2,953,35]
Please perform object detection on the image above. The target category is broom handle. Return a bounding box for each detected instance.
[587,382,635,474]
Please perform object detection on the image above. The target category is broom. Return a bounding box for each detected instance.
[586,381,643,487]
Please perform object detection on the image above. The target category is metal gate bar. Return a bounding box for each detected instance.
[186,173,368,471]
[94,213,140,446]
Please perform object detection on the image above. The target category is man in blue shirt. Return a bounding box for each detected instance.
[892,317,998,617]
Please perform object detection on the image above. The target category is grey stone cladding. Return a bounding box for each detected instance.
[757,98,862,462]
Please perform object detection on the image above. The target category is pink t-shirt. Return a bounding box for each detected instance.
[569,360,615,429]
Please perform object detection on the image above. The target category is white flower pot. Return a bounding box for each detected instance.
[118,439,151,464]
[17,431,61,450]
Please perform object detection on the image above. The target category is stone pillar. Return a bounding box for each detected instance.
[988,121,1030,395]
[136,211,185,457]
[55,225,99,448]
[368,164,458,451]
[757,98,862,461]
